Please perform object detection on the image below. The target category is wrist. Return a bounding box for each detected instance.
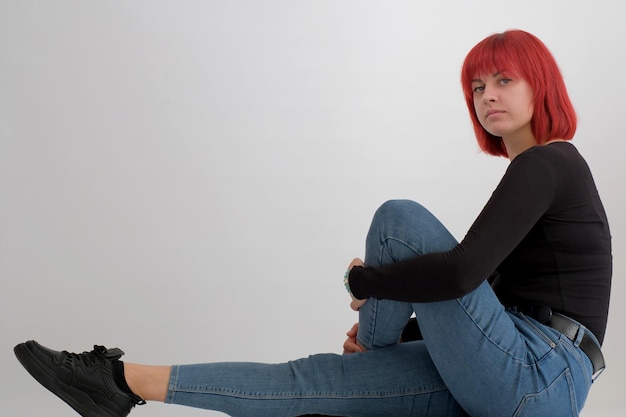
[344,265,363,295]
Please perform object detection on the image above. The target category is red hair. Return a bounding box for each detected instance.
[461,30,577,157]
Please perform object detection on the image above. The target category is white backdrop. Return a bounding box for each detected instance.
[1,1,624,416]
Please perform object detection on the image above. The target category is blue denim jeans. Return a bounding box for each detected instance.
[165,200,597,417]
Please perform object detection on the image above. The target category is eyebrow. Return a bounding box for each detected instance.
[471,71,504,83]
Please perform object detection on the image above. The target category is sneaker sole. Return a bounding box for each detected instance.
[14,342,118,417]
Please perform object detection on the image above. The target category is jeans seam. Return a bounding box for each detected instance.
[380,237,422,263]
[561,337,593,383]
[168,385,450,399]
[517,313,558,348]
[357,299,378,349]
[454,298,531,366]
[165,364,180,404]
[511,368,578,417]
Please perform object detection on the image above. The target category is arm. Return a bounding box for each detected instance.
[349,150,556,303]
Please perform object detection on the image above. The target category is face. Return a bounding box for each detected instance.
[471,72,535,143]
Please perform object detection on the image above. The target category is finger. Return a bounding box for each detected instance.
[342,341,356,354]
[346,322,359,337]
[343,340,365,354]
[350,298,366,311]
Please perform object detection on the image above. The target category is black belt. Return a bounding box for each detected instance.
[510,306,605,379]
[547,313,605,379]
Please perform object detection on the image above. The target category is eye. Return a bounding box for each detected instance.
[499,78,512,85]
[472,85,485,93]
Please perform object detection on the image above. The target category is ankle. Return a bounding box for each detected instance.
[124,363,171,402]
[111,361,142,402]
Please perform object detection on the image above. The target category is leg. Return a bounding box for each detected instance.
[124,364,170,402]
[15,339,469,417]
[357,200,457,350]
[354,200,593,416]
[412,282,594,417]
[165,342,469,417]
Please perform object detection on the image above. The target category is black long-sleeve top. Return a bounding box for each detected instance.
[349,142,612,343]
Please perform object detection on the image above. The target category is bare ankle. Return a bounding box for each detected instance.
[124,363,171,402]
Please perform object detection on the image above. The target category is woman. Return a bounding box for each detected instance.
[14,29,611,417]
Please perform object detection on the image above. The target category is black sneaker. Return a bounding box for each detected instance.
[14,340,145,417]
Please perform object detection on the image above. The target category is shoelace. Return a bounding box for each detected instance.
[62,345,125,367]
[62,345,146,406]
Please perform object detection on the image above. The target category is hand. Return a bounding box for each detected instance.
[350,296,367,312]
[342,322,365,354]
[348,257,365,270]
[347,258,367,311]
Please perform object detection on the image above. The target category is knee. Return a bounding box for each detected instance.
[365,200,434,264]
[367,200,423,240]
[368,200,456,256]
[373,200,428,227]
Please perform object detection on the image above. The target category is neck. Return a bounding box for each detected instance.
[503,134,538,161]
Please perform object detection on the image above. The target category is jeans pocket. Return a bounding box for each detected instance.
[513,369,578,417]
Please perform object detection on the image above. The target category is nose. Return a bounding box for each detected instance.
[483,85,497,103]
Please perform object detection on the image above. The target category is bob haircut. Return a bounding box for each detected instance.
[461,30,577,157]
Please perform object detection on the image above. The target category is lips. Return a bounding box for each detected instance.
[486,110,504,118]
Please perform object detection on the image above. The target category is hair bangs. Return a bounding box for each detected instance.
[462,33,528,103]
